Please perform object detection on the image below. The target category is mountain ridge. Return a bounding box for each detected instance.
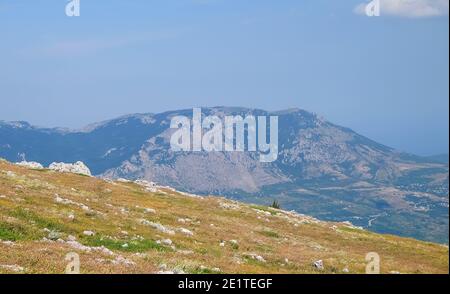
[1,107,448,243]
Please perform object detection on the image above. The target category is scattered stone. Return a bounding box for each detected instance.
[140,219,175,235]
[135,180,158,192]
[0,240,15,246]
[159,264,168,270]
[97,246,114,256]
[178,227,194,236]
[112,255,135,266]
[54,194,91,211]
[161,239,173,246]
[342,221,364,230]
[144,208,156,214]
[157,270,175,274]
[177,191,203,199]
[16,161,43,169]
[67,235,77,241]
[313,260,324,270]
[255,255,266,263]
[156,266,186,274]
[134,253,148,258]
[219,202,240,210]
[117,178,131,183]
[177,218,191,224]
[83,230,95,236]
[247,253,266,263]
[66,240,114,256]
[253,209,272,216]
[6,171,16,177]
[0,264,25,273]
[342,268,349,273]
[177,249,194,255]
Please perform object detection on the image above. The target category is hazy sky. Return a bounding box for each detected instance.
[0,0,448,155]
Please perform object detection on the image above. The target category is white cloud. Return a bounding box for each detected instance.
[354,0,449,18]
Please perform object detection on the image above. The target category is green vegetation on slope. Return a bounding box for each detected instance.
[0,159,448,274]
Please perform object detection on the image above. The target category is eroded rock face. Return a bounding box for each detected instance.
[48,161,92,176]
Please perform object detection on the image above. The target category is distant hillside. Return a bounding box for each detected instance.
[425,154,449,164]
[1,107,448,243]
[0,159,448,274]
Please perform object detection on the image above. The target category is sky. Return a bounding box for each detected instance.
[0,0,448,156]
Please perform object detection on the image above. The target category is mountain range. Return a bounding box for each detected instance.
[0,107,448,243]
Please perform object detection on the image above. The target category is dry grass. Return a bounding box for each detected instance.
[0,159,448,274]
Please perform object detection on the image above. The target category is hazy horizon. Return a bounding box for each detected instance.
[1,0,448,156]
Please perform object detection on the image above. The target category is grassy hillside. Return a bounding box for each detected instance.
[0,159,448,274]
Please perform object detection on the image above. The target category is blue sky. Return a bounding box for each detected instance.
[0,0,448,155]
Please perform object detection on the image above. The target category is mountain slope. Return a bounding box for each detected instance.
[1,107,448,243]
[0,159,448,274]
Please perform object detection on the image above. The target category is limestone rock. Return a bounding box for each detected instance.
[16,161,44,169]
[49,161,91,176]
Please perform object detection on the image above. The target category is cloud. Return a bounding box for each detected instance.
[354,0,449,18]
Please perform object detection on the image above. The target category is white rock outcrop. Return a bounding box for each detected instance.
[16,161,44,169]
[48,161,91,176]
